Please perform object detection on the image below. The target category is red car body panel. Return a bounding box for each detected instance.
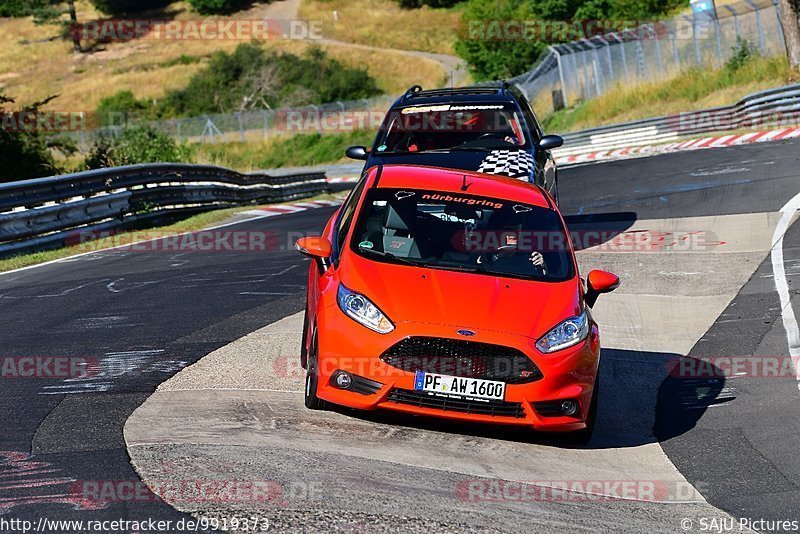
[302,164,607,432]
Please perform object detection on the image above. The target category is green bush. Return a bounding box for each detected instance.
[90,0,172,16]
[155,43,381,118]
[726,37,760,73]
[456,0,688,80]
[85,126,191,169]
[0,0,50,17]
[187,0,252,14]
[96,90,150,127]
[396,0,463,7]
[0,94,75,182]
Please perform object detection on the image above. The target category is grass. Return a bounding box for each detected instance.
[542,55,793,133]
[0,190,343,273]
[298,0,462,55]
[0,1,447,112]
[191,129,376,171]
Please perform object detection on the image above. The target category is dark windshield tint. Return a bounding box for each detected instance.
[350,188,574,282]
[374,104,531,154]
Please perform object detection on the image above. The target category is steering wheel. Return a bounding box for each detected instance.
[478,244,518,265]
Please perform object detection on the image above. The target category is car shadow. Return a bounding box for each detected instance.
[325,348,728,450]
[562,211,638,251]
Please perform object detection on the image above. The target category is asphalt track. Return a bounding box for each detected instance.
[1,138,799,532]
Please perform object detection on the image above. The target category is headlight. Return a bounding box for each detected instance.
[535,311,589,353]
[337,284,394,334]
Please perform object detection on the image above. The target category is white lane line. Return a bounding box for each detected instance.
[770,192,800,388]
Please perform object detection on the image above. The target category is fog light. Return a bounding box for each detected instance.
[561,400,579,416]
[333,371,353,389]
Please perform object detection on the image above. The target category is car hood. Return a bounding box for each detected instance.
[368,149,535,180]
[340,255,582,340]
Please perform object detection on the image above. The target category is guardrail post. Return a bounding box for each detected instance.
[582,39,603,96]
[617,32,629,81]
[635,38,646,78]
[599,37,614,79]
[651,25,664,78]
[724,5,741,38]
[236,112,245,143]
[772,0,785,51]
[744,0,765,52]
[684,15,702,64]
[670,28,679,67]
[548,46,570,108]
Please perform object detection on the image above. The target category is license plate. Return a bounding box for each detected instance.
[413,371,506,401]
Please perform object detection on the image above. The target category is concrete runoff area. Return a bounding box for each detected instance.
[124,209,784,532]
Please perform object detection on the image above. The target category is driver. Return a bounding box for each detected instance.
[476,212,547,273]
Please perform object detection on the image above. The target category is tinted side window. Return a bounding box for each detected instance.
[515,93,543,141]
[336,178,367,253]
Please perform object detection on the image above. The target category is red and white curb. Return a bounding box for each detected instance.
[555,127,800,166]
[327,177,359,184]
[241,199,342,218]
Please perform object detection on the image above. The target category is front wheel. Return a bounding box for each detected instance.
[304,334,325,410]
[304,371,323,409]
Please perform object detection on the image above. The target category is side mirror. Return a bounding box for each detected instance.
[537,135,564,151]
[295,237,332,270]
[345,145,368,160]
[585,270,620,308]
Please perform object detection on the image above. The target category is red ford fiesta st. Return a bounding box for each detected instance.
[296,164,619,441]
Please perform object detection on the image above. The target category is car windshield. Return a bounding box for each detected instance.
[373,104,531,154]
[350,188,574,282]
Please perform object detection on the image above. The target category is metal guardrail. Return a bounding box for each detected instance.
[552,83,800,158]
[0,164,329,258]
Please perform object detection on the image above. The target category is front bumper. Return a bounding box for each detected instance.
[314,307,600,432]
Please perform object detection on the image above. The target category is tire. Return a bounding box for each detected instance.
[304,333,325,410]
[300,300,309,370]
[563,372,600,445]
[551,178,560,206]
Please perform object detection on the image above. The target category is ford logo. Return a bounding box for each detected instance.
[456,329,476,337]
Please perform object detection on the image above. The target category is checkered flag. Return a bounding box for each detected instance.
[477,150,534,179]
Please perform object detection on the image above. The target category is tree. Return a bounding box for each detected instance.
[187,0,252,14]
[30,0,82,52]
[90,0,172,16]
[0,94,75,182]
[778,0,800,70]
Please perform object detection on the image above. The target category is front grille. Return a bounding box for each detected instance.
[387,389,526,418]
[380,337,542,384]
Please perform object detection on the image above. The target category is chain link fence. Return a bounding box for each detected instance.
[72,95,396,150]
[512,0,789,117]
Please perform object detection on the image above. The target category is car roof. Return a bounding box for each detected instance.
[365,165,553,210]
[391,84,522,108]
